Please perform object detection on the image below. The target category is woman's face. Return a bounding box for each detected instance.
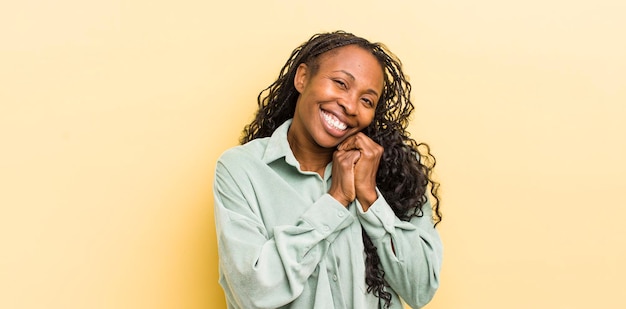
[290,44,384,149]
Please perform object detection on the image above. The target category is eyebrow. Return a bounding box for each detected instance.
[333,70,380,97]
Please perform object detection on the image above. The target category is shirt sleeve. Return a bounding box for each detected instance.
[214,160,354,309]
[355,191,443,308]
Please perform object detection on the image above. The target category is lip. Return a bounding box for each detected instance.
[319,109,352,138]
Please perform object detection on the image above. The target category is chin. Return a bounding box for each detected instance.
[314,135,343,149]
[316,140,341,149]
[318,133,355,149]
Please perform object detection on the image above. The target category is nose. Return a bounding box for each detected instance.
[338,94,358,116]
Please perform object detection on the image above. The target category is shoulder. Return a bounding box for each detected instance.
[217,138,271,168]
[214,138,276,191]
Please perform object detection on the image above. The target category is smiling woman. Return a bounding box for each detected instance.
[213,31,443,309]
[289,45,383,178]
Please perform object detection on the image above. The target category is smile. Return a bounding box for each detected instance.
[321,110,348,131]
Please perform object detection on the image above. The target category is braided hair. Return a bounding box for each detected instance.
[240,31,442,308]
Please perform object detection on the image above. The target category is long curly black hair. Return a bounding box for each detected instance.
[240,31,442,308]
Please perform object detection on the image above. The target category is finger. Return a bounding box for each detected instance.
[341,133,381,158]
[333,149,357,160]
[337,137,355,151]
[338,133,364,151]
[347,149,361,164]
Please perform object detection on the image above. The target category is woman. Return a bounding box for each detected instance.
[214,31,443,309]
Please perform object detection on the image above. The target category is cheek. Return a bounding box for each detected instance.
[315,80,342,98]
[359,109,376,128]
[303,84,330,103]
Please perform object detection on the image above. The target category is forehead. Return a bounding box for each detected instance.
[317,45,381,68]
[316,45,384,84]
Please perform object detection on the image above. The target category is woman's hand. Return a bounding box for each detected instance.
[332,133,383,210]
[328,148,361,207]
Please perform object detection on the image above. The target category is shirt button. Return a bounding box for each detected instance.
[332,274,338,281]
[323,225,330,231]
[337,211,345,218]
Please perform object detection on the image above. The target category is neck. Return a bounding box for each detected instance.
[287,129,334,177]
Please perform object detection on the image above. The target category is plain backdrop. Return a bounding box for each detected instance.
[1,0,625,308]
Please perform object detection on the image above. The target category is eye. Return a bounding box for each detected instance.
[333,79,347,89]
[361,97,374,107]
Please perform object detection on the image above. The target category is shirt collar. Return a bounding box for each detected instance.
[261,119,299,167]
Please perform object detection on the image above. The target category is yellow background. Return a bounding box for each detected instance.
[1,1,625,308]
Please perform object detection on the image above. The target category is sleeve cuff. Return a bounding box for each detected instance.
[300,194,354,242]
[355,189,400,239]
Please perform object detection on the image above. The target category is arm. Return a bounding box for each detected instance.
[214,160,353,309]
[356,194,443,308]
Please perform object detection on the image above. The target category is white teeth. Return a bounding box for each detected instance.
[322,111,347,130]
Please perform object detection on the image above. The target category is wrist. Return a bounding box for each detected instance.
[328,191,353,207]
[356,190,378,211]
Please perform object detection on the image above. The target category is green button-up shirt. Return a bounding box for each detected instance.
[214,120,442,308]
